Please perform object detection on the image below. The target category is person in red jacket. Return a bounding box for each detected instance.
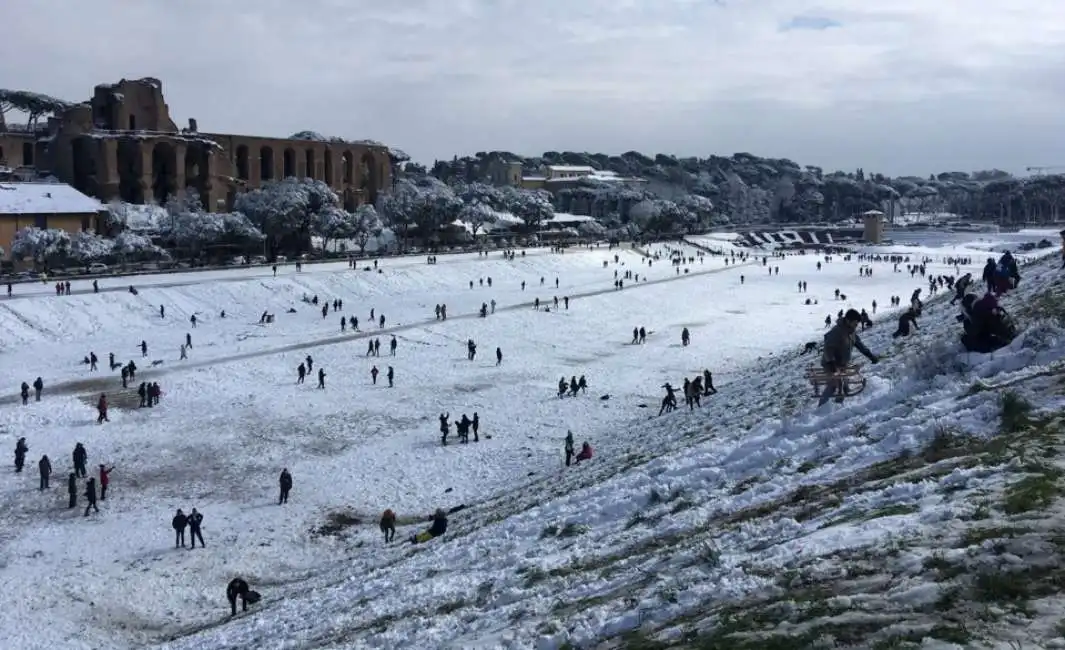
[99,464,115,500]
[574,442,593,464]
[96,394,109,424]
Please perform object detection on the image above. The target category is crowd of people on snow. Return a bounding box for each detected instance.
[13,438,113,516]
[4,239,1043,620]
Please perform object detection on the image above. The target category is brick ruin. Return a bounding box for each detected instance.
[0,78,391,212]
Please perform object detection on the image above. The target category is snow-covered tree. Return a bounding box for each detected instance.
[313,206,356,252]
[221,212,265,247]
[458,201,498,236]
[234,177,339,254]
[352,204,382,253]
[577,219,607,238]
[106,201,169,234]
[10,227,71,265]
[502,187,554,229]
[68,230,114,263]
[113,231,169,261]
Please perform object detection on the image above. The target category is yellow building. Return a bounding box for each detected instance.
[0,182,106,260]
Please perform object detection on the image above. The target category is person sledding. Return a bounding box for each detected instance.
[410,508,448,544]
[818,309,879,406]
[574,442,593,464]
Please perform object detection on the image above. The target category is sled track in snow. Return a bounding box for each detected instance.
[0,260,752,405]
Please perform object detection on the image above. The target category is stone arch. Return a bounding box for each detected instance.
[360,152,379,205]
[117,139,144,204]
[152,142,179,204]
[342,150,354,184]
[235,145,249,181]
[71,137,98,195]
[305,148,315,180]
[185,144,210,207]
[324,149,334,186]
[283,148,296,178]
[260,146,274,181]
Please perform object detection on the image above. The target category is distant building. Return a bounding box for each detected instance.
[0,182,106,260]
[484,160,647,194]
[0,77,391,213]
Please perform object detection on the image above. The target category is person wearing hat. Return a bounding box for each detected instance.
[819,309,879,406]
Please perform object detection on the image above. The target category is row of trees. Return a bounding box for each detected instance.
[430,151,1065,225]
[9,226,167,268]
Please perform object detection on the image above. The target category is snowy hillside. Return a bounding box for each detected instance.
[0,235,1062,650]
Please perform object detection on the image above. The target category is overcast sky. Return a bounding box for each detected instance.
[2,0,1064,177]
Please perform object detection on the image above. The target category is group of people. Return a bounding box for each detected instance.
[13,438,113,516]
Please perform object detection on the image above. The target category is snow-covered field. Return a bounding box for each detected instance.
[1,233,1063,649]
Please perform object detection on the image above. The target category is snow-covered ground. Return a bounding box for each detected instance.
[1,234,1062,649]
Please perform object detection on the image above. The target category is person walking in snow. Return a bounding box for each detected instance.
[374,338,381,356]
[496,347,503,366]
[67,472,77,508]
[89,352,98,371]
[190,314,197,328]
[173,509,188,547]
[305,355,313,372]
[14,437,28,472]
[20,381,29,405]
[141,340,148,357]
[390,335,397,356]
[180,344,187,360]
[38,455,51,490]
[564,432,575,466]
[370,365,379,385]
[83,478,99,516]
[96,394,109,423]
[472,413,480,442]
[159,305,165,319]
[186,332,193,348]
[341,316,347,332]
[278,468,292,504]
[73,443,88,477]
[387,366,394,387]
[379,314,385,328]
[99,464,114,500]
[188,508,205,549]
[121,365,130,388]
[297,363,306,384]
[317,368,326,389]
[137,382,147,407]
[32,376,43,401]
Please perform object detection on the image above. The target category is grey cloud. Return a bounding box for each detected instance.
[1,0,1063,176]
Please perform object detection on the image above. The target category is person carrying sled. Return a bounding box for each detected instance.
[818,309,879,406]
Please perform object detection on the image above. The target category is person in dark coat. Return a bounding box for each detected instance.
[892,309,920,338]
[317,368,326,389]
[67,472,77,508]
[73,443,87,477]
[188,508,205,548]
[173,509,188,547]
[138,382,147,407]
[410,508,449,544]
[20,382,29,405]
[279,468,292,504]
[15,437,28,472]
[38,455,51,490]
[226,578,254,616]
[83,478,99,516]
[564,431,575,467]
[818,310,879,406]
[32,377,43,401]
